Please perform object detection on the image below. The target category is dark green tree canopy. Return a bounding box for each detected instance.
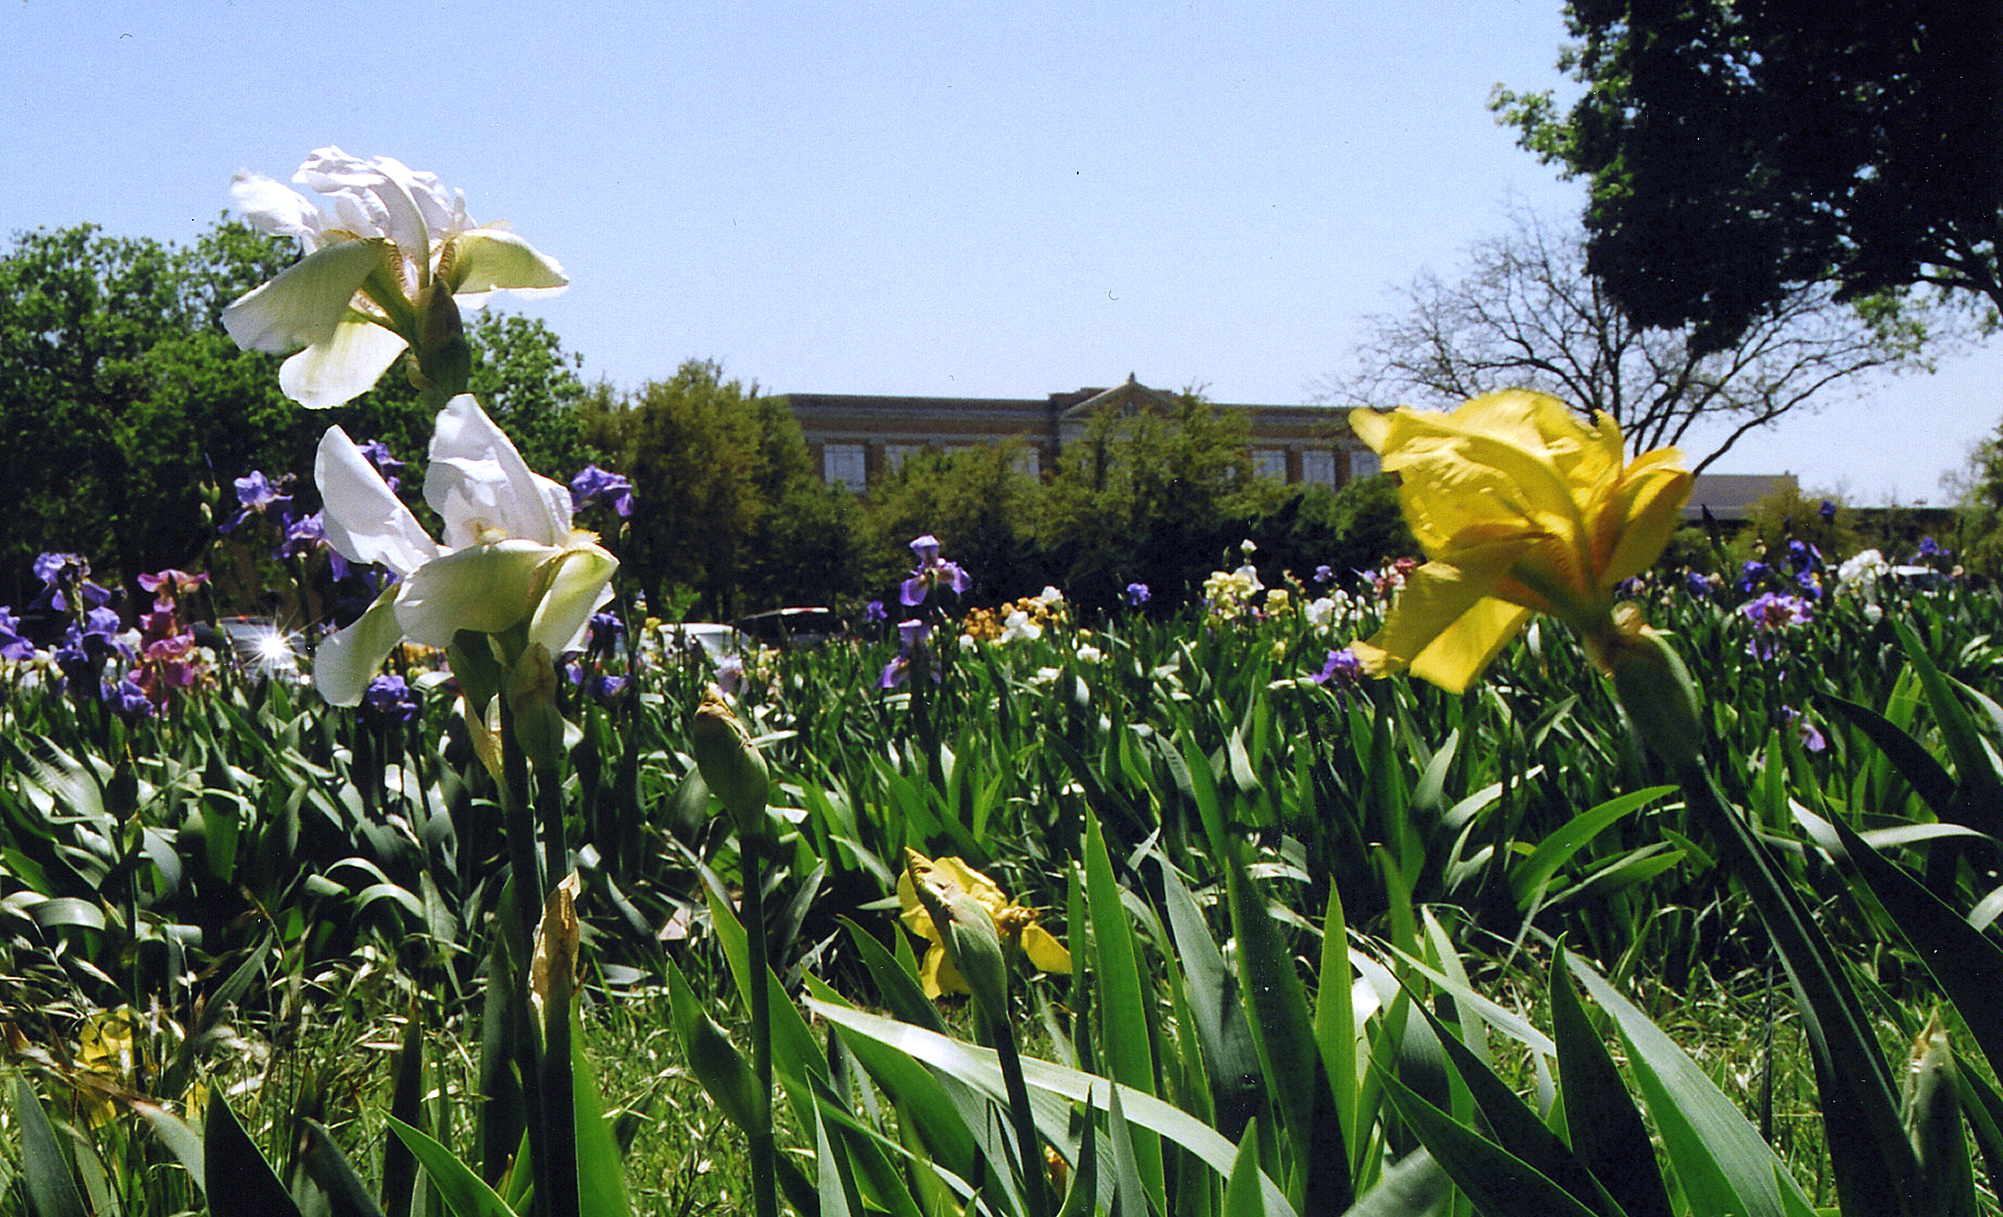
[0,220,595,612]
[1497,0,2003,351]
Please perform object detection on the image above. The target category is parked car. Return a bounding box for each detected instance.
[658,621,747,661]
[734,606,844,649]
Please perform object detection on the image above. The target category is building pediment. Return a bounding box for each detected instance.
[1057,375,1184,421]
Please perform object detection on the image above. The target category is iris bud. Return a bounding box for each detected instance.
[692,686,770,842]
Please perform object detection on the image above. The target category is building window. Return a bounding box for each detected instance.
[1301,450,1337,487]
[1253,449,1288,481]
[1350,449,1381,479]
[1015,447,1042,479]
[824,443,868,491]
[885,444,923,474]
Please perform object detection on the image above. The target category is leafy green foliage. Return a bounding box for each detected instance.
[1038,391,1259,608]
[1496,0,2003,348]
[0,222,598,613]
[583,360,828,619]
[11,500,2003,1214]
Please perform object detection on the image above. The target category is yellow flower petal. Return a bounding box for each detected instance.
[1600,451,1694,584]
[1350,389,1691,692]
[1021,924,1073,976]
[1410,598,1535,694]
[896,866,940,944]
[920,943,968,998]
[1351,541,1535,676]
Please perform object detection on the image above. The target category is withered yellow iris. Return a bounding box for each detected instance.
[897,852,1072,999]
[1348,389,1692,693]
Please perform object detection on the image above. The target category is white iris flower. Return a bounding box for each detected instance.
[223,147,567,409]
[314,395,616,705]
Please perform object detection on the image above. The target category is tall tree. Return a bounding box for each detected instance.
[1323,208,1941,470]
[1040,391,1256,608]
[584,359,774,619]
[0,220,595,613]
[1495,0,2003,351]
[861,439,1048,604]
[465,310,598,480]
[0,223,303,607]
[742,396,867,611]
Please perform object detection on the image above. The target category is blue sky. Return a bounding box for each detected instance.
[6,0,1997,505]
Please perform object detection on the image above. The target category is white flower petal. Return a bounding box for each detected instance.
[296,148,445,274]
[222,238,391,353]
[426,395,572,547]
[313,594,406,707]
[316,427,445,576]
[279,317,410,410]
[229,171,328,249]
[449,230,568,298]
[528,543,619,657]
[393,541,557,647]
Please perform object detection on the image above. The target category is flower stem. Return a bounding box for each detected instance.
[986,998,1053,1217]
[738,832,779,1217]
[496,693,552,1214]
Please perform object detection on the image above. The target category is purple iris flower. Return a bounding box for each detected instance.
[102,678,154,721]
[1126,582,1151,607]
[360,674,421,726]
[53,640,96,690]
[1313,565,1333,585]
[587,611,626,660]
[31,552,111,614]
[224,472,294,533]
[1742,592,1813,659]
[275,512,350,581]
[138,569,209,607]
[1615,576,1646,599]
[276,512,324,559]
[1818,500,1836,522]
[356,440,405,493]
[1684,571,1711,598]
[863,600,888,625]
[54,612,130,692]
[879,618,938,688]
[1780,706,1826,752]
[33,552,85,587]
[1311,648,1366,709]
[1918,536,1946,559]
[1735,560,1771,595]
[570,464,635,518]
[82,605,122,637]
[1787,540,1813,573]
[588,673,629,704]
[0,607,34,661]
[900,534,972,607]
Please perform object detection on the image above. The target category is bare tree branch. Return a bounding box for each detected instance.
[1314,207,1957,471]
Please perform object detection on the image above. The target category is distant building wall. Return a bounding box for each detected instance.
[1683,474,1799,523]
[785,376,1364,494]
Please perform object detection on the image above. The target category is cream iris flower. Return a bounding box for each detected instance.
[897,852,1071,999]
[223,147,567,409]
[1348,389,1692,693]
[313,395,617,706]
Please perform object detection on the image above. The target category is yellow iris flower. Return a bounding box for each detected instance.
[897,852,1072,999]
[1348,389,1692,693]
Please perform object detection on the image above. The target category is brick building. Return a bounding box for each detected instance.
[783,375,1373,493]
